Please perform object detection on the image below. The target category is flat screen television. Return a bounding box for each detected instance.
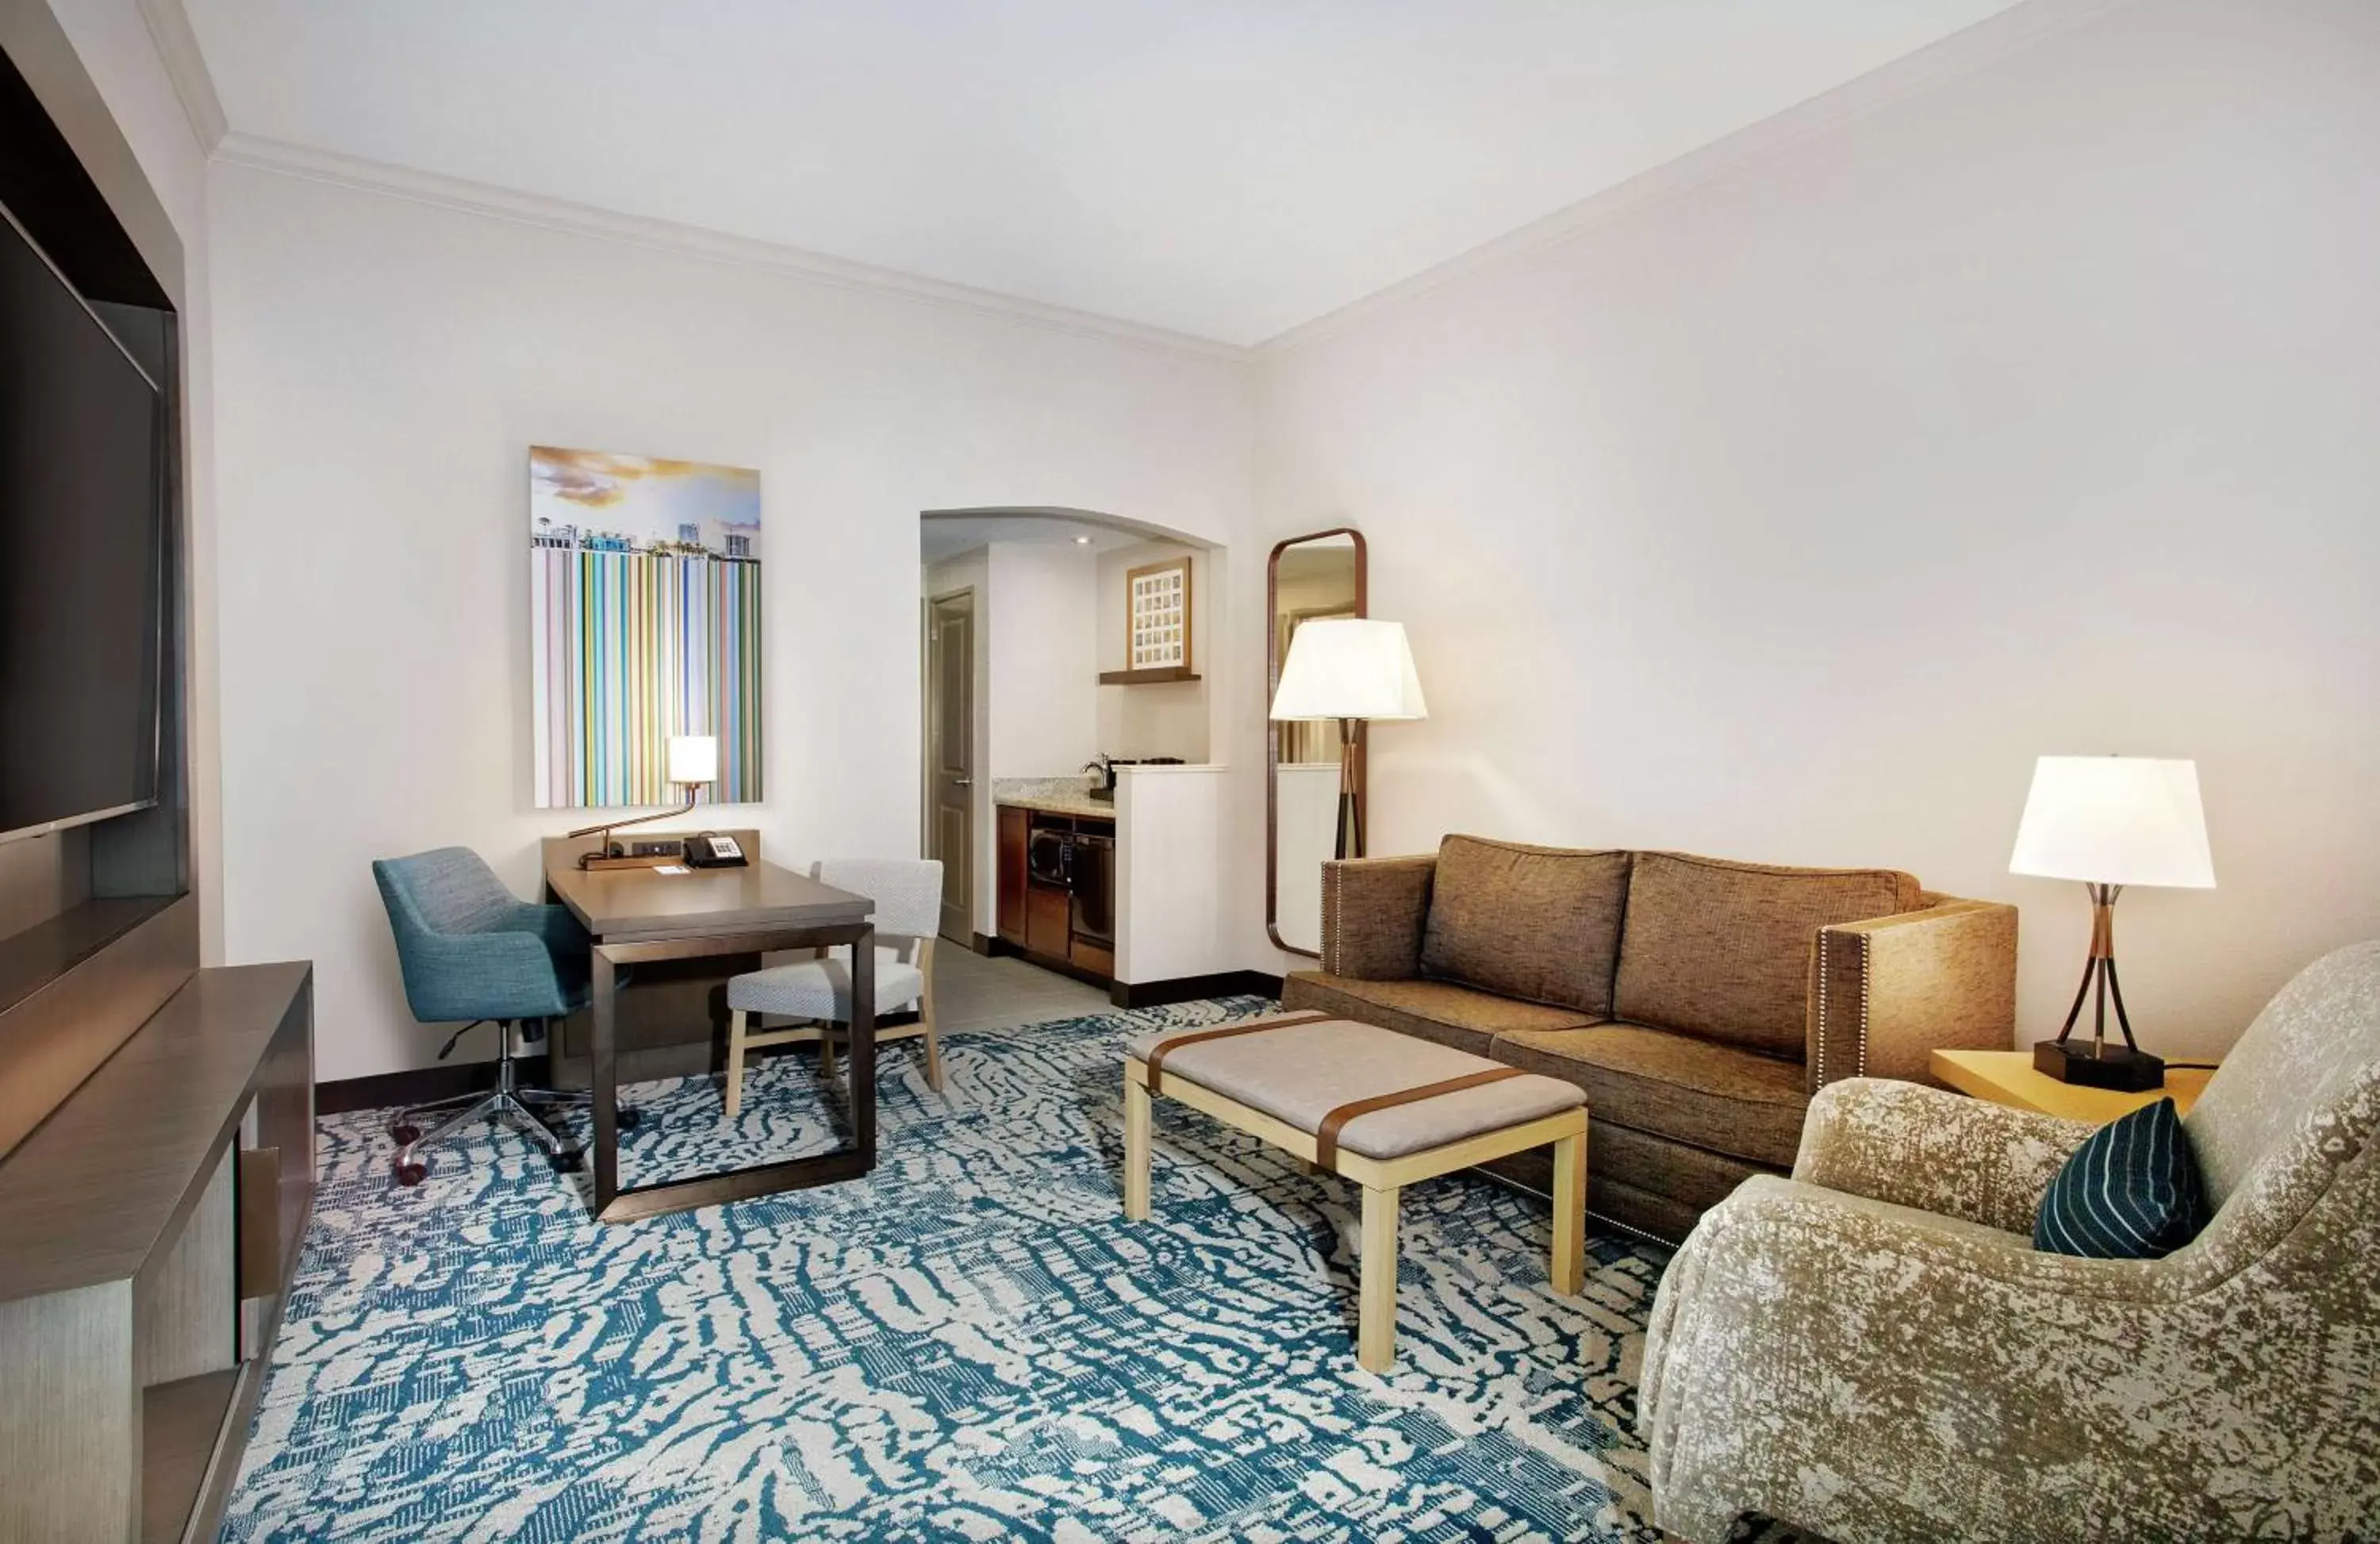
[0,197,164,844]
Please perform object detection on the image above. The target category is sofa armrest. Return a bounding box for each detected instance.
[1806,895,2016,1093]
[1793,1077,2092,1235]
[1319,854,1436,980]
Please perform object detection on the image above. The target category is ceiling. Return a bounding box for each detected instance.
[919,512,1150,566]
[186,0,2025,346]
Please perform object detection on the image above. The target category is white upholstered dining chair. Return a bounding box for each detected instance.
[723,858,945,1112]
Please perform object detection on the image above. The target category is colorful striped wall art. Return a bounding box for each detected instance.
[529,447,762,808]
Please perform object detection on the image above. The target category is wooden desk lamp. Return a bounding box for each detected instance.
[570,734,718,870]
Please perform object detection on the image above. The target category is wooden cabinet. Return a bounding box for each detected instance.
[0,962,315,1544]
[996,804,1115,986]
[996,806,1028,944]
[1025,885,1072,959]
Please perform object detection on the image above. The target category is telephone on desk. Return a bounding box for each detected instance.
[683,832,747,868]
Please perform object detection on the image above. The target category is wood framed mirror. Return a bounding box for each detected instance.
[1266,528,1366,957]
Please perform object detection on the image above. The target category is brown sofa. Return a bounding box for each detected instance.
[1282,836,2017,1242]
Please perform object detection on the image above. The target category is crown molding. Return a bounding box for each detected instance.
[1254,0,2140,359]
[210,133,1253,364]
[200,0,2128,365]
[135,0,225,155]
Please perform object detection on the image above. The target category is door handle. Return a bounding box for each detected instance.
[953,777,973,786]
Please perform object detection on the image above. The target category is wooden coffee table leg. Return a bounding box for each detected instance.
[1359,1182,1401,1372]
[1122,1070,1152,1221]
[1551,1122,1587,1295]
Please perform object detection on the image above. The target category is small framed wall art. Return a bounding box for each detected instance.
[1127,556,1193,670]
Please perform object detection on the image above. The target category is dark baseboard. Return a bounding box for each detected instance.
[318,1011,927,1115]
[969,931,998,956]
[317,1056,532,1116]
[1109,970,1283,1010]
[986,945,1276,1008]
[989,936,1118,991]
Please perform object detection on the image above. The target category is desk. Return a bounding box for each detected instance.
[1930,1049,2213,1123]
[543,841,874,1223]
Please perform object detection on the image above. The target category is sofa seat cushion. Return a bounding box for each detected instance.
[1488,1021,1810,1167]
[1418,836,1633,1016]
[1614,851,1922,1058]
[1282,971,1601,1057]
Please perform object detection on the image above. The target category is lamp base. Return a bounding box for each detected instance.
[2033,1038,2165,1092]
[581,851,682,872]
[1332,716,1365,860]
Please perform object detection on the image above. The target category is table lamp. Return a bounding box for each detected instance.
[2009,755,2215,1090]
[570,734,719,869]
[1268,618,1427,859]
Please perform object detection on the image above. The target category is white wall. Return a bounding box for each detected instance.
[924,537,1100,939]
[206,0,2379,1071]
[1245,0,2380,1059]
[209,162,1250,1079]
[1094,540,1211,760]
[985,543,1100,778]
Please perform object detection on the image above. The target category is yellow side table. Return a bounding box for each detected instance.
[1929,1049,2215,1124]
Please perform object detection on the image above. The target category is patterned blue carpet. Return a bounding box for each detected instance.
[221,998,1695,1542]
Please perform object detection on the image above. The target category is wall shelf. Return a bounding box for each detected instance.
[1098,667,1201,686]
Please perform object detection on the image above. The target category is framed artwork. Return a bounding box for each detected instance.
[528,446,762,808]
[1127,556,1192,670]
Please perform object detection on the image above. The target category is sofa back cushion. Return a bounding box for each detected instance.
[1614,851,1921,1057]
[1418,835,1632,1016]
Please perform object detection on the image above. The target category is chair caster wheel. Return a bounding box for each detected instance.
[389,1123,421,1145]
[616,1106,645,1130]
[550,1149,585,1173]
[394,1162,428,1187]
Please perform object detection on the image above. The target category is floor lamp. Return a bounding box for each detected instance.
[1269,618,1429,859]
[2010,755,2216,1090]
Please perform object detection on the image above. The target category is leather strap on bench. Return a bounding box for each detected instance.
[1142,1011,1328,1097]
[1315,1067,1526,1171]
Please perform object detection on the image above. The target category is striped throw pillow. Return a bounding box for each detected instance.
[2034,1097,2209,1259]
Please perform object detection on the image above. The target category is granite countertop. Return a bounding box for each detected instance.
[990,776,1115,820]
[998,794,1117,820]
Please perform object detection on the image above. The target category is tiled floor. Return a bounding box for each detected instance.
[925,940,1113,1036]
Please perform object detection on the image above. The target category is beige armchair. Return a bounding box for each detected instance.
[1639,940,2380,1542]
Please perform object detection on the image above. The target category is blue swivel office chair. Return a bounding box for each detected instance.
[371,847,625,1185]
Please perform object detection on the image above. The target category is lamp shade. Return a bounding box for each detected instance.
[667,735,720,786]
[1269,619,1428,723]
[2010,756,2214,888]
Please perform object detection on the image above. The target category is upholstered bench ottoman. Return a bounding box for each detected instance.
[1122,1010,1587,1371]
